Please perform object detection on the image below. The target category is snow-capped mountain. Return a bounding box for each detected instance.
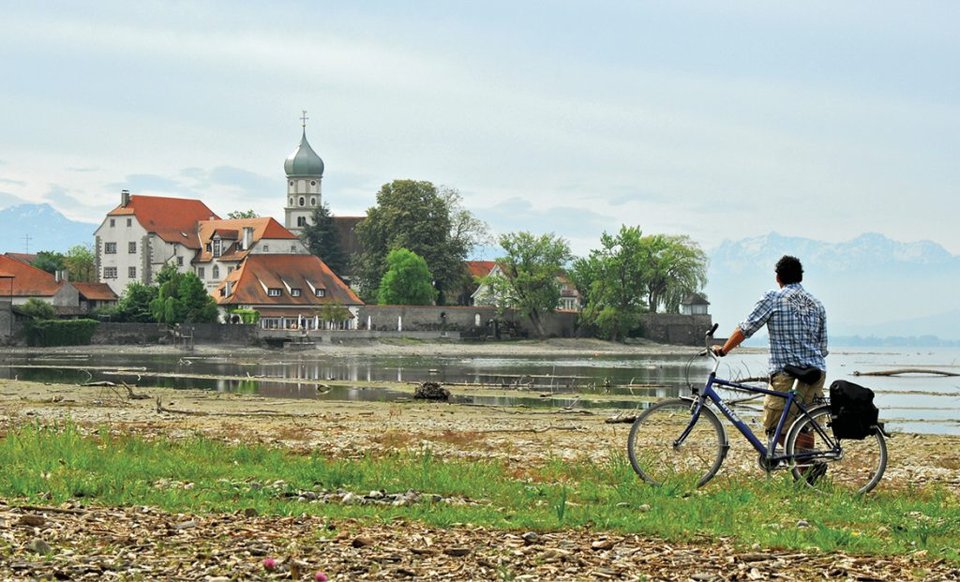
[706,233,960,342]
[0,204,98,253]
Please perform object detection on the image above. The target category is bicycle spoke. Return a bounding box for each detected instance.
[628,399,726,489]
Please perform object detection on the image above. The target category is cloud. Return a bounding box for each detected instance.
[0,191,27,208]
[477,197,611,241]
[44,185,86,208]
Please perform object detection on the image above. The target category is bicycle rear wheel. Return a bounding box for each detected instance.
[785,405,887,494]
[627,398,727,488]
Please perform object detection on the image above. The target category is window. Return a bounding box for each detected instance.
[268,288,282,297]
[128,266,136,279]
[291,289,301,297]
[104,242,117,254]
[227,266,234,274]
[315,288,326,297]
[128,241,137,253]
[213,239,222,258]
[212,266,220,279]
[299,197,305,207]
[197,267,205,279]
[290,245,297,252]
[310,197,316,206]
[297,216,307,227]
[262,245,269,252]
[289,181,294,186]
[109,218,115,227]
[103,267,118,279]
[310,180,316,186]
[176,256,183,266]
[126,218,132,227]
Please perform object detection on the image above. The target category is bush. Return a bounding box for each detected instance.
[25,319,99,347]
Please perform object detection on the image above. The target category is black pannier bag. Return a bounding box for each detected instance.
[829,380,880,440]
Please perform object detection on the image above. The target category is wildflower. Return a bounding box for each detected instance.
[263,557,278,570]
[315,571,329,581]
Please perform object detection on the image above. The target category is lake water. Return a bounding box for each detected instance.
[0,346,957,435]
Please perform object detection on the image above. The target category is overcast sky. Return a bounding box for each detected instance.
[1,1,957,258]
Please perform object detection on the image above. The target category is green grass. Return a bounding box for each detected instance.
[1,422,958,562]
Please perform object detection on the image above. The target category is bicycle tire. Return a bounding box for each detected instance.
[627,398,728,488]
[785,404,887,494]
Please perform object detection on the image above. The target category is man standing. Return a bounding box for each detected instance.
[712,255,828,446]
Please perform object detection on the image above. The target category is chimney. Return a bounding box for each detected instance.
[243,226,254,251]
[121,189,130,207]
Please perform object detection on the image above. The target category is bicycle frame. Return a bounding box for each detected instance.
[678,348,829,466]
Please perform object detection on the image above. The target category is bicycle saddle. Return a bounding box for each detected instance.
[782,365,822,385]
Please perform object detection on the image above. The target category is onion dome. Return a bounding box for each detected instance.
[284,130,325,177]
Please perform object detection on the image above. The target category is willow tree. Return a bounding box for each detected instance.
[641,234,708,313]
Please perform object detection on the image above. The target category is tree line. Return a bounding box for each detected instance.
[26,180,707,341]
[303,179,707,340]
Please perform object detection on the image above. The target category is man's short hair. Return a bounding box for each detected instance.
[776,255,804,284]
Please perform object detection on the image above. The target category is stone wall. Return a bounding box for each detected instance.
[357,305,578,338]
[639,313,714,346]
[90,322,258,346]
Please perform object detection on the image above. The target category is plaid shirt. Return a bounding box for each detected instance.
[738,283,828,374]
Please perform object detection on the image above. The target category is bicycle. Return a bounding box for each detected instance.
[626,324,888,494]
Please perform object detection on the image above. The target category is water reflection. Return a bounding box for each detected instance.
[1,348,958,435]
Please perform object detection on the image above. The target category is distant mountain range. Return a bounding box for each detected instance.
[0,204,98,254]
[706,233,960,344]
[1,204,957,343]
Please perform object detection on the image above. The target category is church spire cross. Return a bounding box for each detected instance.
[300,110,309,129]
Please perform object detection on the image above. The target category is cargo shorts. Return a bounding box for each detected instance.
[762,370,825,434]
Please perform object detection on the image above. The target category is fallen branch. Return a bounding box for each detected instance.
[123,382,151,400]
[854,368,959,377]
[154,397,326,418]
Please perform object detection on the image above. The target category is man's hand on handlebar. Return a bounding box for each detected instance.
[711,346,726,357]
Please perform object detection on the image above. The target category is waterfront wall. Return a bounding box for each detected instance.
[639,313,714,346]
[90,322,258,346]
[1,304,711,347]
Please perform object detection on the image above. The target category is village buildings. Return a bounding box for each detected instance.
[91,121,362,329]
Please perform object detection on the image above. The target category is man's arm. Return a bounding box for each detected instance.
[713,327,746,357]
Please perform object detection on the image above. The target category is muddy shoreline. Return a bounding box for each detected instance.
[2,339,959,580]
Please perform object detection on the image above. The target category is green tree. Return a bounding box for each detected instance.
[111,282,159,322]
[354,180,483,304]
[377,248,437,305]
[302,201,348,276]
[64,244,96,283]
[489,232,572,338]
[641,234,708,313]
[149,265,219,324]
[316,303,353,328]
[571,225,649,341]
[32,251,65,274]
[227,209,259,219]
[19,298,57,320]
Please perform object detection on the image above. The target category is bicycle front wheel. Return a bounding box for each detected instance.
[785,405,887,494]
[627,398,727,488]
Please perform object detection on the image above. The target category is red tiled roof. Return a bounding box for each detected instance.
[73,282,118,301]
[0,255,61,297]
[465,260,496,279]
[108,195,219,249]
[216,254,362,307]
[4,253,38,265]
[195,217,298,263]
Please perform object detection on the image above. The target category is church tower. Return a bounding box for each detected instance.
[284,111,325,236]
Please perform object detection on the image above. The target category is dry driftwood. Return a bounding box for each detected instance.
[854,368,958,377]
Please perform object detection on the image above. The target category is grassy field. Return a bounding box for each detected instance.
[2,422,958,564]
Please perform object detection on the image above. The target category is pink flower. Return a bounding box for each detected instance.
[315,571,329,582]
[263,557,278,570]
